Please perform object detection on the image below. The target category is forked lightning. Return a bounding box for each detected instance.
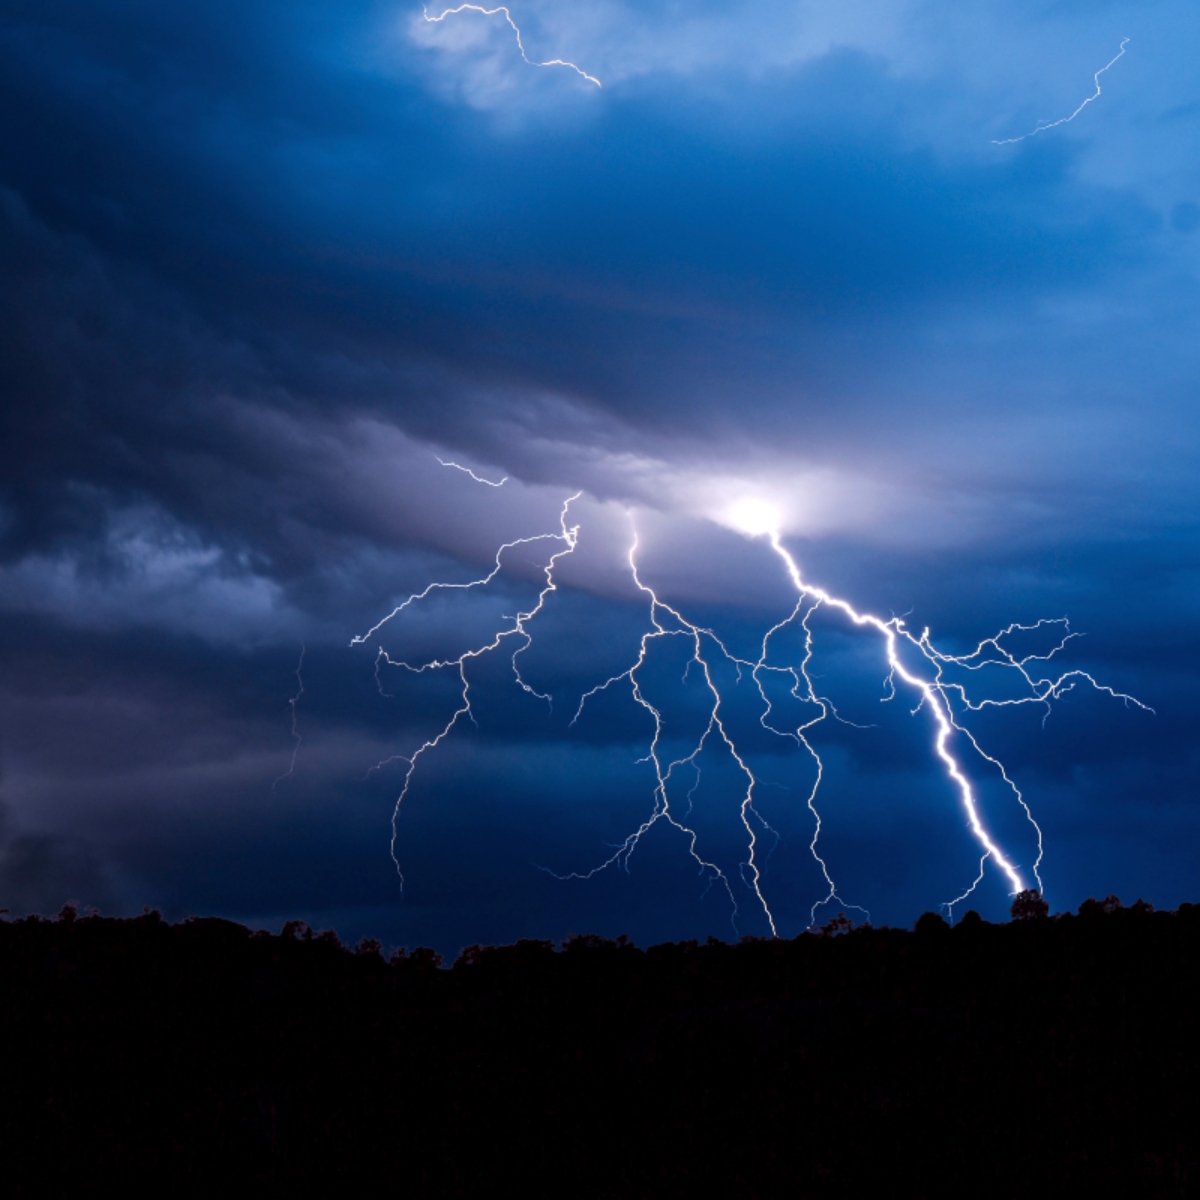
[357,480,1150,930]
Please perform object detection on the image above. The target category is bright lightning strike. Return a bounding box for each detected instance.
[992,38,1129,144]
[422,4,602,88]
[358,488,1150,931]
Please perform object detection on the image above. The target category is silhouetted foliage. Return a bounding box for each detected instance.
[404,945,443,974]
[1079,894,1124,918]
[1011,889,1050,920]
[354,936,383,959]
[819,912,854,937]
[1,902,1198,1195]
[561,932,636,959]
[914,910,951,935]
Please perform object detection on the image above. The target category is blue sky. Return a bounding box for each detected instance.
[1,0,1198,950]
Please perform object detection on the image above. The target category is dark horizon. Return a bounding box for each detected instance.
[3,895,1197,1193]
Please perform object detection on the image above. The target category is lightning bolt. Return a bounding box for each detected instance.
[359,489,1150,930]
[271,642,306,790]
[422,4,602,88]
[754,533,1147,922]
[992,38,1129,144]
[434,456,508,487]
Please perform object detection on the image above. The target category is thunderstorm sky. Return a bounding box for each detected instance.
[2,0,1199,950]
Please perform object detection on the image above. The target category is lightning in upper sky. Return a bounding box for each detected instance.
[992,38,1129,144]
[357,479,1150,931]
[422,4,602,88]
[434,456,508,486]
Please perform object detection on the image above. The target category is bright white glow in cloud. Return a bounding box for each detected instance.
[724,497,783,538]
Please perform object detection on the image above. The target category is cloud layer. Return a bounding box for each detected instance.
[1,0,1197,948]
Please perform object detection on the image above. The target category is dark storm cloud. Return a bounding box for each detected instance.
[5,0,1188,590]
[0,1,1160,450]
[1,0,1197,944]
[0,804,113,916]
[4,0,1192,568]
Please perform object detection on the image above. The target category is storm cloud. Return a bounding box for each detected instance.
[1,0,1197,950]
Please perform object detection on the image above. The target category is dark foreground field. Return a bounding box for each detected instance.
[2,900,1197,1196]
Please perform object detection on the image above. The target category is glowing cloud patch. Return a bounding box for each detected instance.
[724,497,783,538]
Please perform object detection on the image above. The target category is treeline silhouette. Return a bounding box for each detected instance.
[2,895,1198,1195]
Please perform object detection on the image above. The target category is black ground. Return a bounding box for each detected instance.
[2,899,1197,1196]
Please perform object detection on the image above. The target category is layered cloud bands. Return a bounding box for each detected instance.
[1,0,1198,948]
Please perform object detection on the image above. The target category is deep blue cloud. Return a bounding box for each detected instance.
[1,0,1197,950]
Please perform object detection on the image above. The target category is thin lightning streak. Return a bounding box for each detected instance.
[945,854,990,923]
[351,525,563,648]
[992,38,1129,144]
[754,593,871,928]
[272,643,306,791]
[423,4,602,88]
[561,530,780,935]
[354,495,582,891]
[435,456,508,487]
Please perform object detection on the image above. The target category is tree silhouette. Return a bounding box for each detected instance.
[915,911,951,935]
[2,897,1198,1192]
[1010,889,1049,920]
[820,913,855,937]
[1078,894,1123,918]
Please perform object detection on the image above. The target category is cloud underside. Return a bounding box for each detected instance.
[0,0,1197,940]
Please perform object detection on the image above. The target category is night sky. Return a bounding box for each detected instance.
[2,0,1198,954]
